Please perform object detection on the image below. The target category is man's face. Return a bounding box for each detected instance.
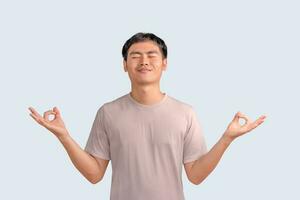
[123,41,167,86]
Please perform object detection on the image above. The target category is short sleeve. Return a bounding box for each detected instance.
[183,107,207,164]
[84,106,110,160]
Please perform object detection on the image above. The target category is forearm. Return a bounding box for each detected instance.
[57,134,103,184]
[190,133,234,184]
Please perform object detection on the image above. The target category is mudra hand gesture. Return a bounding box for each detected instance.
[28,106,70,139]
[223,111,267,141]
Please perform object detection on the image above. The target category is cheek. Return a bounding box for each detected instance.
[126,62,137,70]
[151,60,163,67]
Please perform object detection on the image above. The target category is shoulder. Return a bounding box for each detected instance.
[166,95,202,127]
[166,95,195,114]
[96,93,129,115]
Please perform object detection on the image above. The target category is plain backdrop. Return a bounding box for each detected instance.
[1,0,299,199]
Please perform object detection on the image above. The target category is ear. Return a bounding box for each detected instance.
[123,60,127,72]
[162,58,167,71]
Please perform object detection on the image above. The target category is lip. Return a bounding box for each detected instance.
[137,69,152,73]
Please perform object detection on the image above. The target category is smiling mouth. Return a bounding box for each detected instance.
[138,69,152,73]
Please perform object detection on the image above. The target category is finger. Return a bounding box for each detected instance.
[29,112,39,122]
[29,112,49,127]
[53,106,61,117]
[248,115,267,130]
[233,111,251,124]
[261,115,267,120]
[43,110,56,122]
[240,113,252,125]
[28,107,43,118]
[28,107,46,125]
[254,115,267,125]
[232,111,240,123]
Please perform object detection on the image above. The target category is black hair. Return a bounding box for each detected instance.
[122,32,167,61]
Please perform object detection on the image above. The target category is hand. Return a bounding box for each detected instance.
[28,106,70,139]
[223,111,267,141]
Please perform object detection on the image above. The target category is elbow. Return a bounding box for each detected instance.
[89,177,102,184]
[87,174,103,184]
[189,171,211,185]
[192,180,202,185]
[89,178,98,184]
[90,180,99,184]
[190,180,201,185]
[189,177,204,185]
[191,180,202,185]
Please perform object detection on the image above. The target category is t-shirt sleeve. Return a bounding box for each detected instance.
[183,107,208,164]
[84,106,110,160]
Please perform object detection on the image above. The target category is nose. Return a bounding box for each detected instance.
[139,55,149,66]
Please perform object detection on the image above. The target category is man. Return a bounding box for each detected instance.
[28,32,267,200]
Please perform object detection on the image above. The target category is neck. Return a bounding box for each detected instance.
[130,83,165,105]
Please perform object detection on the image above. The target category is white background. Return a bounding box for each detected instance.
[0,0,299,199]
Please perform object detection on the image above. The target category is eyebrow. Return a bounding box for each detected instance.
[129,50,159,56]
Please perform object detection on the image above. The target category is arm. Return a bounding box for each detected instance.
[58,135,109,184]
[185,134,233,185]
[28,106,109,184]
[185,111,266,185]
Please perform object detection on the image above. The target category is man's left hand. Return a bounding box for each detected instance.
[223,111,267,141]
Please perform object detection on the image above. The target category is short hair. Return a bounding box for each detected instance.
[122,32,168,61]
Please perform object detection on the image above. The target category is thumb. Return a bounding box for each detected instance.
[232,111,240,123]
[53,106,61,117]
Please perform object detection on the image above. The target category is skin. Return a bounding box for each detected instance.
[185,112,266,184]
[123,41,267,185]
[28,106,109,184]
[123,40,168,105]
[28,40,267,185]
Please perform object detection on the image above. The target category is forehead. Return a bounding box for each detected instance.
[128,41,161,53]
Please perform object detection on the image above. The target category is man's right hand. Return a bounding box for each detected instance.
[28,106,108,184]
[28,106,70,139]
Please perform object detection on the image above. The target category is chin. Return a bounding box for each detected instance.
[135,79,157,85]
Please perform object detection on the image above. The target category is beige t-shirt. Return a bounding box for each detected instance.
[84,92,207,200]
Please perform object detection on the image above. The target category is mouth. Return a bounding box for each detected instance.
[137,68,152,74]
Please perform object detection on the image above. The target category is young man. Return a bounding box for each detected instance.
[28,32,266,200]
